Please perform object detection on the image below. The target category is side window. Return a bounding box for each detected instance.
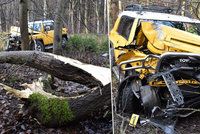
[117,16,135,40]
[33,23,42,31]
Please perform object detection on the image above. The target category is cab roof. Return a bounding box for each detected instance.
[119,11,200,23]
[28,20,54,24]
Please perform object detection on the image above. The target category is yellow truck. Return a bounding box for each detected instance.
[6,20,68,51]
[110,4,200,133]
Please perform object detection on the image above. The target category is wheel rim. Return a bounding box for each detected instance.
[34,43,42,51]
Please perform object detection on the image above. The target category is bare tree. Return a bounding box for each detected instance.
[69,0,75,34]
[19,0,30,50]
[110,0,119,27]
[43,0,47,19]
[1,0,108,34]
[0,5,6,32]
[104,0,107,34]
[84,0,88,33]
[95,1,100,34]
[53,0,67,54]
[77,0,82,33]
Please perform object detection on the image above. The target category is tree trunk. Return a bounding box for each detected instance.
[77,0,81,34]
[0,80,111,122]
[69,83,111,120]
[0,5,6,32]
[118,0,122,12]
[185,0,191,17]
[43,0,47,19]
[181,0,186,16]
[95,1,100,34]
[0,51,111,122]
[110,0,119,27]
[104,0,107,34]
[19,0,30,50]
[53,0,67,54]
[0,51,110,88]
[69,0,75,34]
[84,0,88,34]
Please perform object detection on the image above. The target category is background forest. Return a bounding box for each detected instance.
[0,0,108,34]
[0,0,109,66]
[109,0,200,27]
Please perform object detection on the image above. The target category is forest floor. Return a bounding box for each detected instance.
[0,50,111,134]
[112,77,200,134]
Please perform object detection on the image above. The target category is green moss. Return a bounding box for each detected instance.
[29,93,74,126]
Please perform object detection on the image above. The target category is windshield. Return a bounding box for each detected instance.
[153,20,200,35]
[28,21,54,32]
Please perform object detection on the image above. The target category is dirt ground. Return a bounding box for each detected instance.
[113,112,200,134]
[112,76,200,134]
[0,63,112,134]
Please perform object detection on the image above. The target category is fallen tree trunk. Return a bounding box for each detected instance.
[0,51,111,88]
[0,81,111,122]
[68,84,111,119]
[0,51,111,124]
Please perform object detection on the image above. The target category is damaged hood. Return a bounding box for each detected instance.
[141,22,200,54]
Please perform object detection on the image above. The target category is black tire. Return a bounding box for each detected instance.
[140,86,160,115]
[31,40,45,51]
[116,77,142,116]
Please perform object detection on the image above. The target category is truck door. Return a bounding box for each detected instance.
[109,15,138,59]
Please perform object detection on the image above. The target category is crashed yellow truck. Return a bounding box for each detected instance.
[109,5,200,133]
[5,20,68,51]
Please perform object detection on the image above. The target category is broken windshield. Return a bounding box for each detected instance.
[153,20,200,35]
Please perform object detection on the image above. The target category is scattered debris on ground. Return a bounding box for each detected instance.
[112,77,200,134]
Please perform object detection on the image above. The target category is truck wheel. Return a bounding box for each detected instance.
[31,40,45,51]
[116,77,142,116]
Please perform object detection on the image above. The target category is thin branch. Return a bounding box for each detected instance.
[0,0,15,6]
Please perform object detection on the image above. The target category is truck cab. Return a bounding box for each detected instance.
[109,7,200,69]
